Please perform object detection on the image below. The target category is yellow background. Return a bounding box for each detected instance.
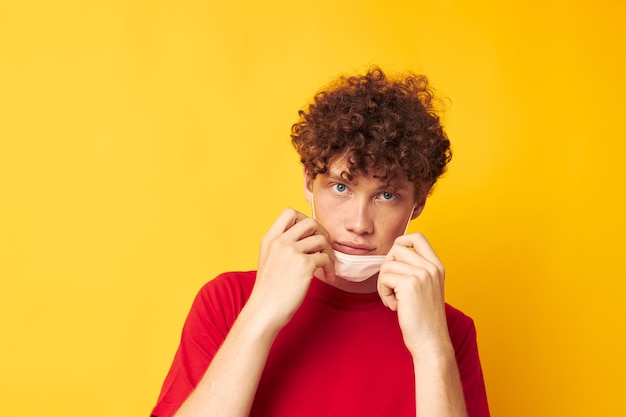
[1,0,625,416]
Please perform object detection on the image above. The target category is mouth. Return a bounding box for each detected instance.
[334,241,376,256]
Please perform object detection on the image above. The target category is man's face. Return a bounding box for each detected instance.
[306,155,423,256]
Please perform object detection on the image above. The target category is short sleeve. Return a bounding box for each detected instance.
[150,272,255,417]
[447,305,490,417]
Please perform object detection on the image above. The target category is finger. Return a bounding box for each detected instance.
[313,226,336,281]
[320,260,336,283]
[389,233,444,274]
[392,233,440,263]
[264,208,308,242]
[293,230,336,281]
[310,251,336,282]
[384,245,443,280]
[377,271,407,311]
[380,259,445,308]
[279,216,329,244]
[295,234,334,261]
[380,256,425,276]
[283,217,334,255]
[263,210,336,281]
[259,209,308,269]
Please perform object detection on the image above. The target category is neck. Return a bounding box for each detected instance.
[314,268,379,294]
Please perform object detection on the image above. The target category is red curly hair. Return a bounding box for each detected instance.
[291,67,451,200]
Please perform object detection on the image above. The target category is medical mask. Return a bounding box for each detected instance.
[332,251,387,282]
[311,197,414,282]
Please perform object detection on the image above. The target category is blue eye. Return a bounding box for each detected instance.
[380,191,396,201]
[334,183,347,193]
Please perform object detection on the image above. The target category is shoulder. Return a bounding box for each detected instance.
[196,270,257,302]
[197,270,256,297]
[189,271,257,319]
[445,303,477,347]
[445,305,490,416]
[445,302,473,327]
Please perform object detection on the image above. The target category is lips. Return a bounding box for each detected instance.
[334,241,375,255]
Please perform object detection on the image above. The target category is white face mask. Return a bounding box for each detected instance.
[311,197,415,282]
[332,251,387,282]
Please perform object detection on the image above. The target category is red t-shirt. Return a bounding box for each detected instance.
[152,271,490,417]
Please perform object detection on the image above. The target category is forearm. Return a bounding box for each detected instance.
[412,341,468,417]
[174,304,280,417]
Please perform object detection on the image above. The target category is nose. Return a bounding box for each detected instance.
[345,197,374,235]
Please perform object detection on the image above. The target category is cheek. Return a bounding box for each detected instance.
[311,200,337,232]
[316,214,340,239]
[377,215,410,245]
[312,191,342,219]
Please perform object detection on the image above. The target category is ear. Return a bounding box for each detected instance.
[411,185,432,220]
[410,189,430,219]
[411,200,426,219]
[303,167,314,204]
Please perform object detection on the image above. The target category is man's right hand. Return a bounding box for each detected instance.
[174,208,335,417]
[246,208,336,331]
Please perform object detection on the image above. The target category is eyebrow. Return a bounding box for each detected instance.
[326,171,405,193]
[327,171,353,183]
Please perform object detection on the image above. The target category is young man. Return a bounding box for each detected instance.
[151,68,490,417]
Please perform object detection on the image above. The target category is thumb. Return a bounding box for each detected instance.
[377,273,398,311]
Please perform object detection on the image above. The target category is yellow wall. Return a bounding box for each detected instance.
[1,0,624,415]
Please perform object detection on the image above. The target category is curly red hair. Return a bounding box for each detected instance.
[291,67,451,200]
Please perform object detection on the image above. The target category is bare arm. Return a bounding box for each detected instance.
[175,209,335,417]
[378,233,468,417]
